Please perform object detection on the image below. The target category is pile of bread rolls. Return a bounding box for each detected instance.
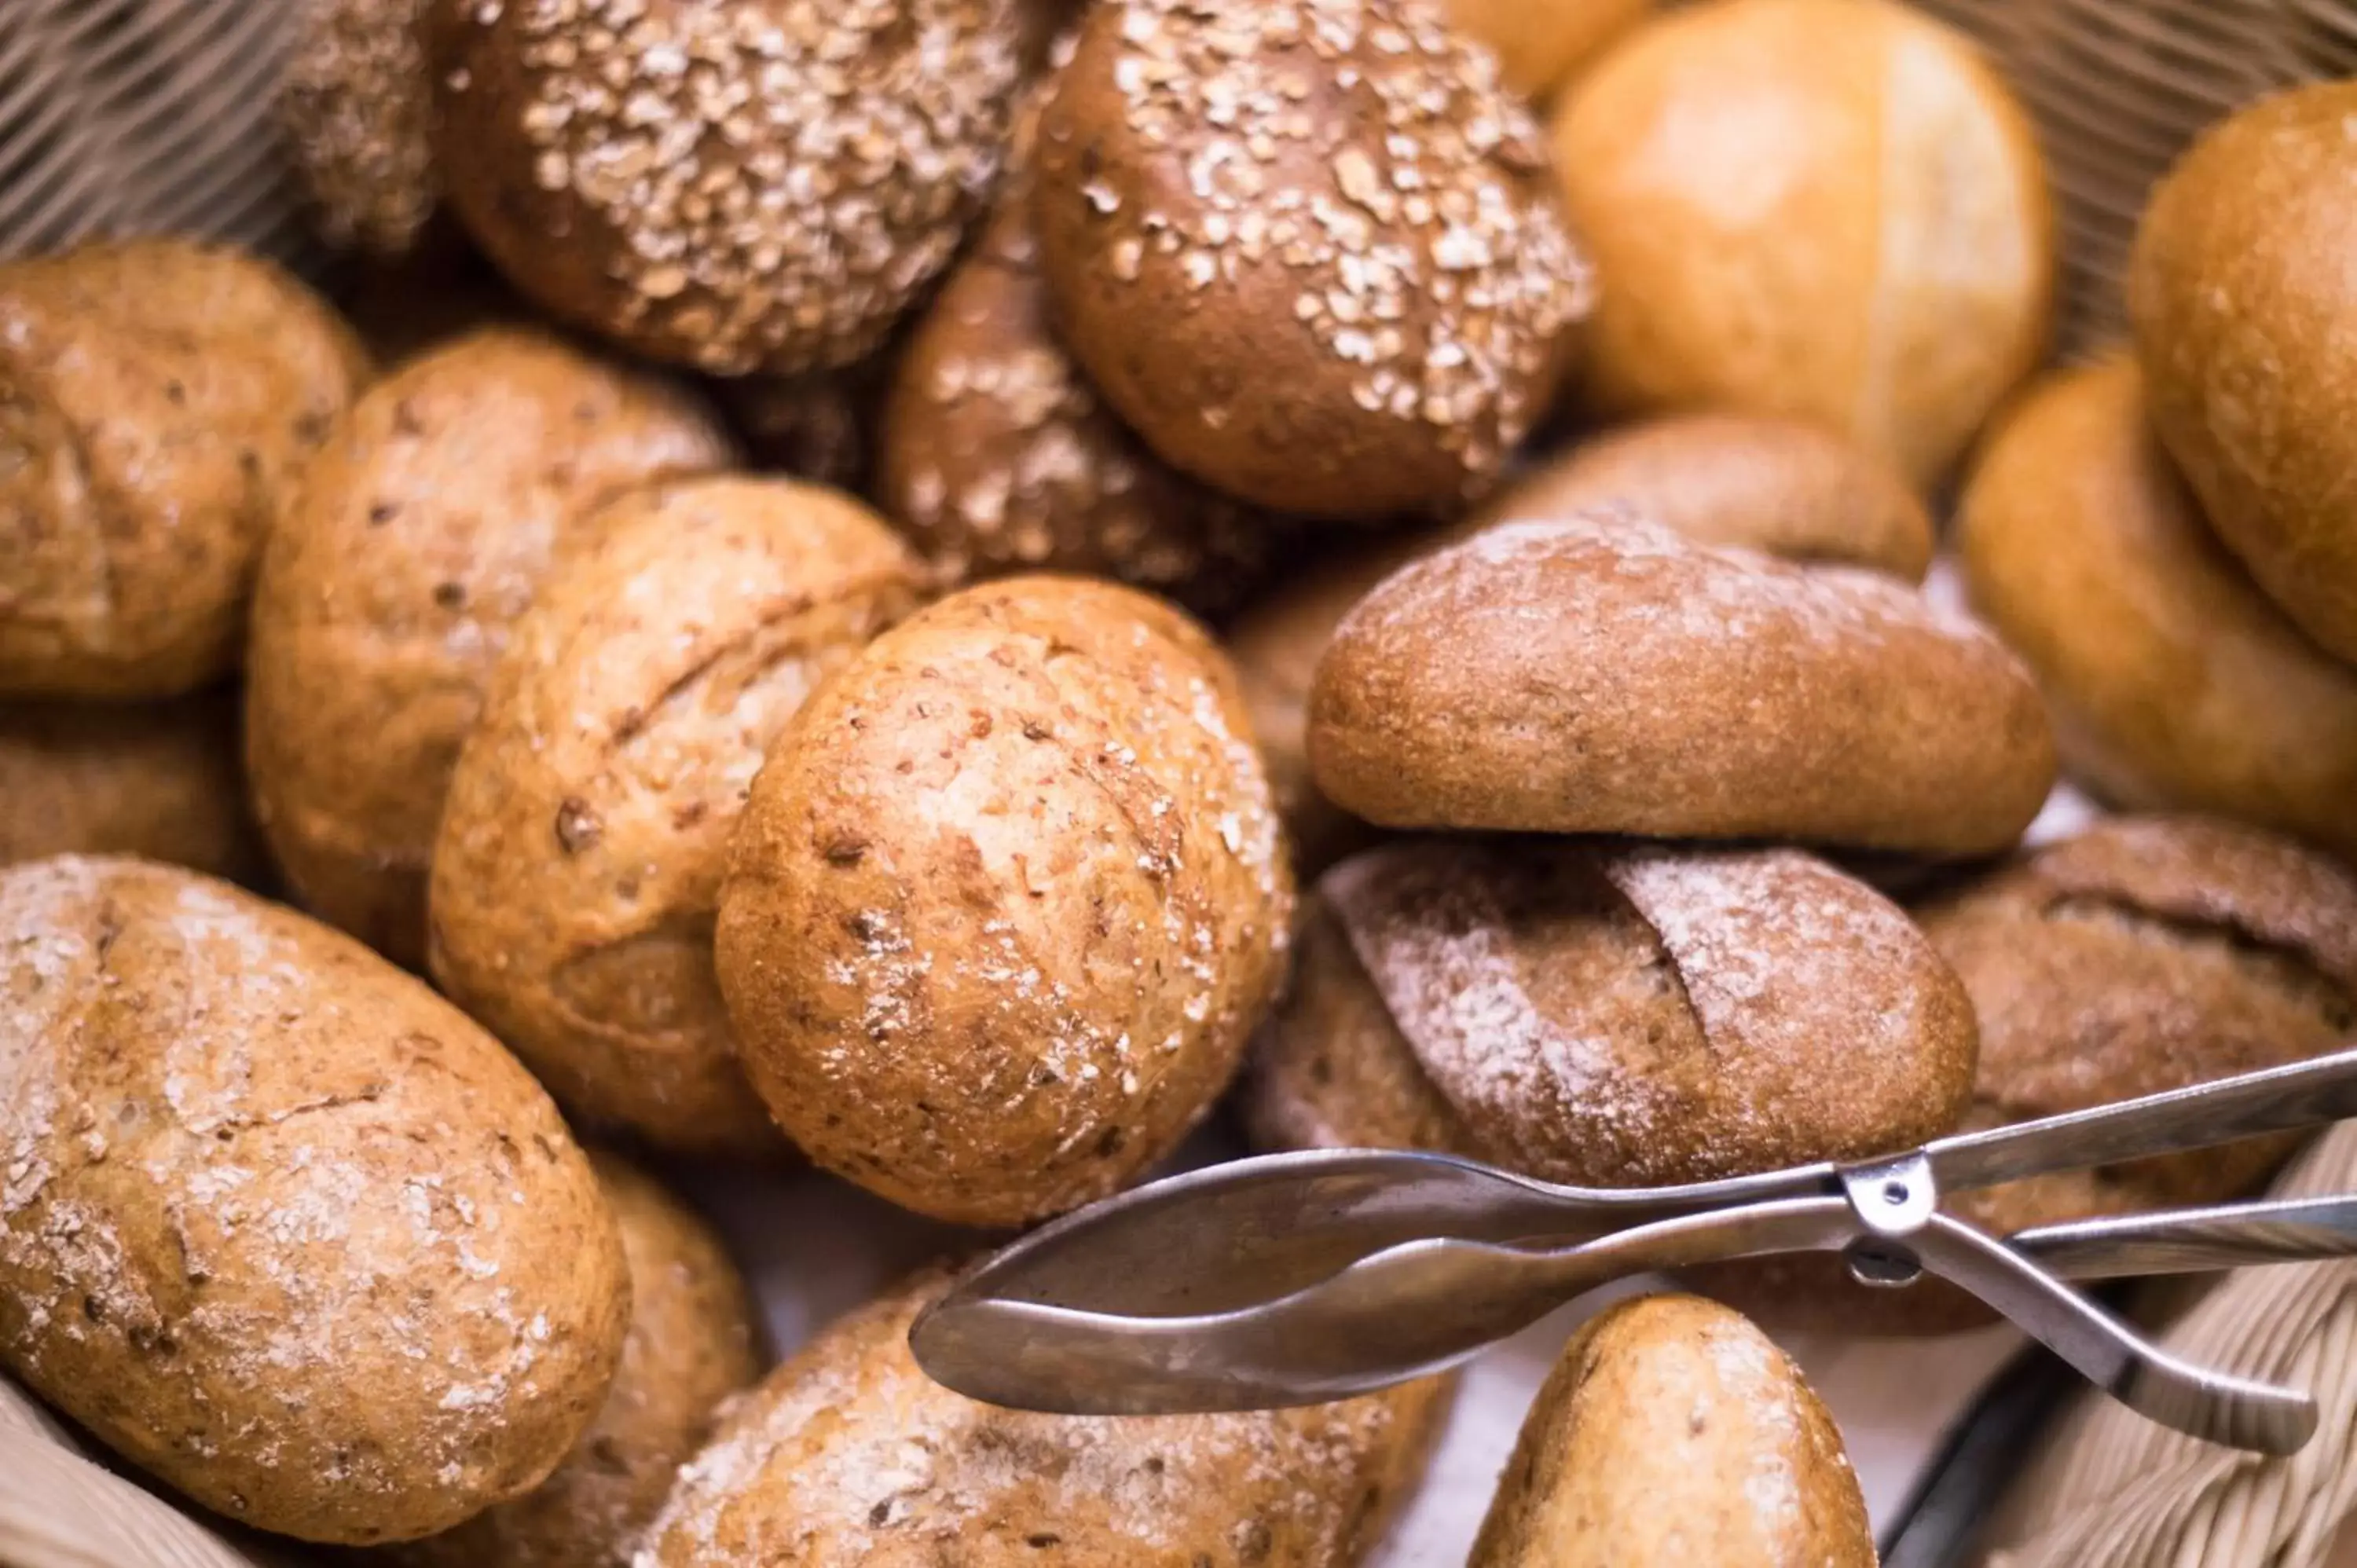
[2,0,2354,1562]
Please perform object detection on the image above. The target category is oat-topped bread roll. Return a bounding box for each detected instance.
[427,0,1022,376]
[1478,411,1936,581]
[1308,515,2055,853]
[247,326,732,966]
[1032,0,1593,518]
[879,200,1287,617]
[1959,357,2357,863]
[2133,82,2357,663]
[0,240,369,700]
[1470,1294,1873,1568]
[387,1152,761,1568]
[1249,839,1976,1186]
[1552,0,2051,487]
[717,577,1292,1225]
[430,478,926,1157]
[0,691,264,881]
[638,1269,1446,1567]
[282,0,438,254]
[0,858,628,1545]
[1923,816,2357,1236]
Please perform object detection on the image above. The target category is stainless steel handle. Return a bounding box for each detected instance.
[2011,1196,2357,1280]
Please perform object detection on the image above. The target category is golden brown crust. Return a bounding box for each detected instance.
[1551,0,2051,486]
[1285,837,1974,1185]
[715,576,1293,1225]
[2132,81,2357,661]
[281,0,438,254]
[1479,412,1936,581]
[387,1152,763,1568]
[1032,0,1591,517]
[0,240,369,699]
[245,327,733,967]
[878,200,1287,617]
[1443,0,1651,102]
[637,1269,1447,1567]
[1957,357,2357,862]
[1307,515,2055,853]
[0,691,265,881]
[426,0,1021,376]
[1469,1295,1872,1568]
[0,857,629,1546]
[428,477,926,1157]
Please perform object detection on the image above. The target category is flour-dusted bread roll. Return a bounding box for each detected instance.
[246,327,733,966]
[717,577,1292,1225]
[1250,838,1976,1186]
[0,240,369,699]
[637,1269,1446,1567]
[427,0,1023,376]
[1958,357,2357,863]
[430,478,926,1156]
[1470,1295,1873,1568]
[1552,0,2051,485]
[0,691,263,881]
[2133,80,2357,662]
[1308,515,2055,854]
[386,1152,761,1568]
[1032,0,1593,516]
[0,857,629,1544]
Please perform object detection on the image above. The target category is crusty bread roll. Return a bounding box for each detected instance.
[1958,356,2357,863]
[1552,0,2051,486]
[0,691,264,881]
[2132,80,2357,663]
[1471,1295,1872,1568]
[1307,515,2055,854]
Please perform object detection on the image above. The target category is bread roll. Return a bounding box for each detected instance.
[718,577,1292,1225]
[0,240,369,698]
[2132,81,2357,661]
[1445,0,1651,102]
[246,327,732,966]
[1958,356,2357,862]
[1307,515,2055,854]
[0,691,263,881]
[427,0,1021,376]
[281,0,438,254]
[1470,1295,1872,1568]
[1250,838,1976,1187]
[1552,0,2051,485]
[1032,0,1593,516]
[386,1153,761,1568]
[430,478,926,1156]
[637,1269,1446,1567]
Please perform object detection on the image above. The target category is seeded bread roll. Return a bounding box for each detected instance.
[1033,0,1593,518]
[0,858,628,1545]
[387,1152,761,1568]
[1552,0,2051,486]
[880,200,1286,617]
[282,0,438,254]
[1958,357,2357,862]
[1308,515,2055,854]
[637,1269,1446,1567]
[2132,82,2357,661]
[1249,838,1977,1187]
[716,577,1293,1225]
[1445,0,1651,101]
[427,0,1022,376]
[247,327,733,966]
[429,478,926,1156]
[1479,412,1936,581]
[0,691,264,881]
[1469,1295,1873,1568]
[0,240,369,699]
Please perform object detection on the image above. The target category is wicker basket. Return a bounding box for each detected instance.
[0,2,2350,1566]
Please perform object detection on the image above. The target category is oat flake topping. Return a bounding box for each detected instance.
[464,0,1021,374]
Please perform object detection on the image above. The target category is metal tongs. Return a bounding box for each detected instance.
[912,1044,2357,1455]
